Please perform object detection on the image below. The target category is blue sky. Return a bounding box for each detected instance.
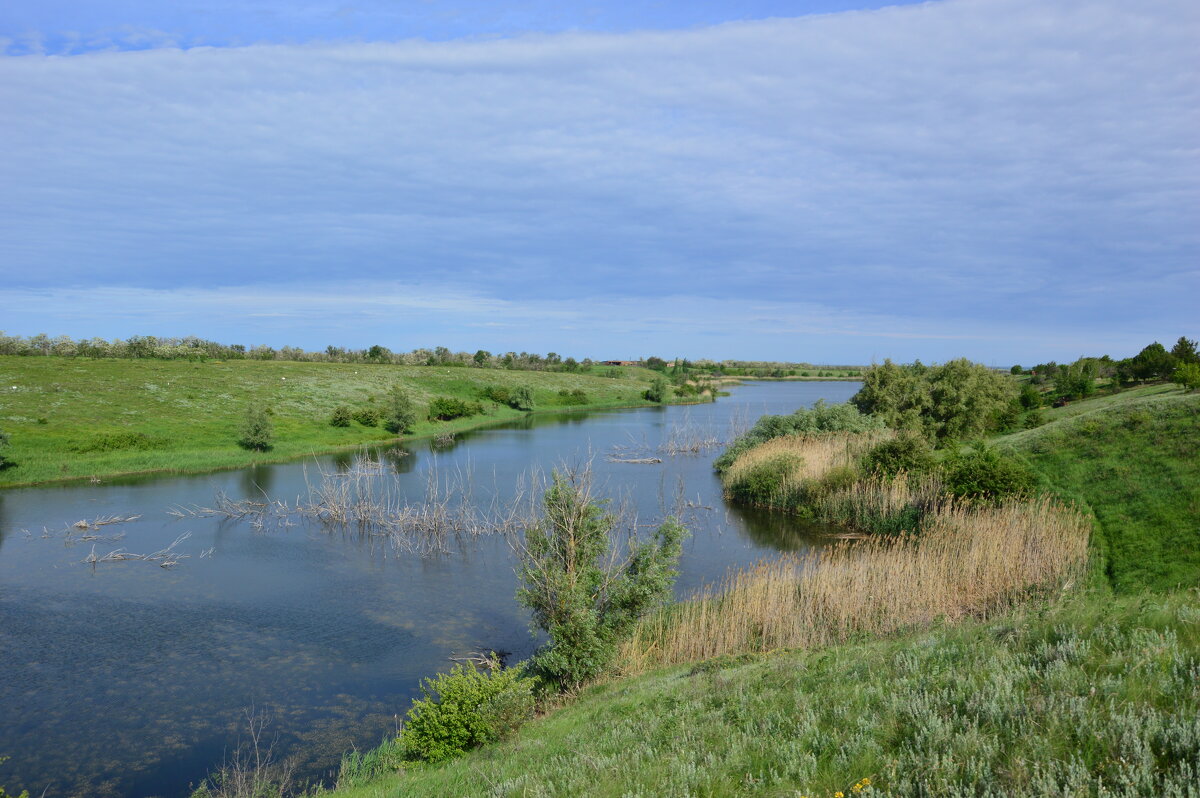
[1,0,1196,364]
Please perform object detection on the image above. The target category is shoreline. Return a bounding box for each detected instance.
[0,395,714,490]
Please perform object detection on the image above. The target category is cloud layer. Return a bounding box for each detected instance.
[1,0,1196,362]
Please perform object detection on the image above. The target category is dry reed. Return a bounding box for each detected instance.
[618,496,1090,673]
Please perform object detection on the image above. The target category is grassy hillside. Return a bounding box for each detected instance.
[330,590,1200,797]
[1000,388,1200,593]
[0,356,682,487]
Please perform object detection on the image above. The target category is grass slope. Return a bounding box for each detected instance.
[331,590,1200,797]
[0,357,679,487]
[1000,387,1200,593]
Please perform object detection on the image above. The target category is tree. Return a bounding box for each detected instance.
[1010,365,1023,375]
[852,358,1016,444]
[643,377,667,403]
[1171,336,1199,365]
[1129,342,1175,382]
[238,405,273,451]
[473,349,491,367]
[0,430,14,470]
[1172,362,1200,392]
[515,471,687,690]
[644,356,668,371]
[510,386,535,411]
[384,386,418,434]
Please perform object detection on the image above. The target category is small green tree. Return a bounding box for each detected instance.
[1170,336,1198,365]
[384,386,418,434]
[0,429,14,470]
[1172,362,1200,392]
[516,472,687,691]
[643,377,667,403]
[238,405,273,451]
[509,386,534,411]
[329,406,352,427]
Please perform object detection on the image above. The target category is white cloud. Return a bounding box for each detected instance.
[0,0,1196,361]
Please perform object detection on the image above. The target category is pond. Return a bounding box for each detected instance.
[0,381,858,797]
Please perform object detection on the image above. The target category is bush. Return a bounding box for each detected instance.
[643,378,667,403]
[401,663,537,764]
[942,446,1035,503]
[725,453,802,507]
[861,432,935,478]
[1019,383,1042,409]
[384,386,418,434]
[427,396,484,421]
[238,405,274,451]
[556,388,588,405]
[329,406,352,427]
[0,430,12,470]
[479,385,512,405]
[516,472,688,691]
[510,386,534,411]
[69,430,160,453]
[715,401,884,473]
[352,407,383,427]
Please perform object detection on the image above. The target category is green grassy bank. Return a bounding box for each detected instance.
[329,589,1200,797]
[309,384,1199,798]
[0,356,686,487]
[1001,386,1200,593]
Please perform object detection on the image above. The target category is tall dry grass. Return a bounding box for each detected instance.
[722,431,890,490]
[618,496,1090,673]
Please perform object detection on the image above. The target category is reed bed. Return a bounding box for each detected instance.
[722,431,891,499]
[618,496,1090,673]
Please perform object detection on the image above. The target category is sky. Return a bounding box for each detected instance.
[0,0,1196,365]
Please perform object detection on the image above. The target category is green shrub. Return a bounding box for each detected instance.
[941,446,1035,503]
[861,432,934,478]
[516,472,688,691]
[352,407,383,427]
[427,396,483,421]
[1019,383,1042,409]
[510,385,535,411]
[69,430,161,453]
[715,401,884,473]
[237,404,274,451]
[384,386,418,434]
[0,430,14,470]
[556,388,588,405]
[643,377,667,403]
[479,385,512,405]
[1023,409,1045,429]
[329,406,352,427]
[725,454,802,506]
[401,663,538,764]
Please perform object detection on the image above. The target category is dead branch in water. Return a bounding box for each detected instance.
[178,457,543,556]
[81,531,193,568]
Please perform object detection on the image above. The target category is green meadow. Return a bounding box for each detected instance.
[0,356,682,487]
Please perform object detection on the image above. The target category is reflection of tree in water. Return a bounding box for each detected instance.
[725,502,836,552]
[238,463,276,498]
[0,493,8,555]
[382,444,416,474]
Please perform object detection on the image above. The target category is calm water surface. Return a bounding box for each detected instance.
[0,381,858,796]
